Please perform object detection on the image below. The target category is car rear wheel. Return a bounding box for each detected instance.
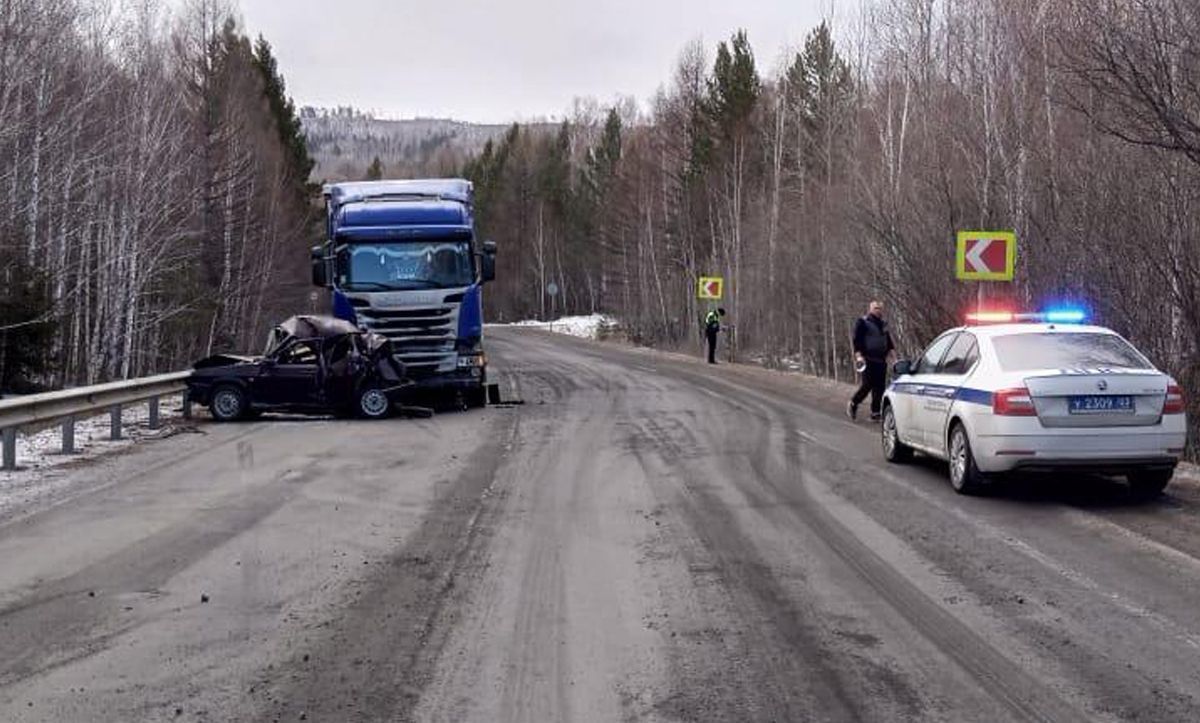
[882,405,913,463]
[210,385,247,422]
[948,423,987,495]
[1128,468,1173,498]
[356,385,391,420]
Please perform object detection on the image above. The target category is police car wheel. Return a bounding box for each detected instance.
[948,423,986,495]
[881,405,912,463]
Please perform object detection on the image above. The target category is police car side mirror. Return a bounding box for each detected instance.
[893,360,913,376]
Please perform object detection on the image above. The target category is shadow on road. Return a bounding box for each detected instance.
[902,453,1175,510]
[995,474,1173,510]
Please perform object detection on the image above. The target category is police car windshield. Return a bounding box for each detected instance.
[992,333,1152,372]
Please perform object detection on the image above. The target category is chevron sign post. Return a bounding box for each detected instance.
[956,231,1016,281]
[697,276,724,300]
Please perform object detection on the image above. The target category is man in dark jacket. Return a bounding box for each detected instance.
[849,300,895,421]
[704,308,726,364]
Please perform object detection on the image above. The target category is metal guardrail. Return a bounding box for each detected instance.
[0,371,192,471]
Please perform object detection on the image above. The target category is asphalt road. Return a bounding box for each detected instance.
[3,327,1200,722]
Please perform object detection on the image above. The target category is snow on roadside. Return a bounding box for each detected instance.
[0,398,188,513]
[747,353,811,374]
[493,313,619,340]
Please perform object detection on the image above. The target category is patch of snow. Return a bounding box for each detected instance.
[0,397,188,514]
[493,314,619,340]
[746,353,812,374]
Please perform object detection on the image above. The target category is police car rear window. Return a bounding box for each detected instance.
[991,333,1152,372]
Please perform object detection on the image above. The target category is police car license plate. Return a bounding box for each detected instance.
[1068,395,1134,414]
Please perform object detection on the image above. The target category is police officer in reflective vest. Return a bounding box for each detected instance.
[704,308,726,364]
[849,300,895,421]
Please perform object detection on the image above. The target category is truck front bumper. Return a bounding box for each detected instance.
[404,367,486,394]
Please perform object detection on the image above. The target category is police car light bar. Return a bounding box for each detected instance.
[965,309,1087,325]
[966,311,1014,324]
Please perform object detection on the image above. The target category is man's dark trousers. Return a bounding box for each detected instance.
[706,330,718,363]
[852,360,887,415]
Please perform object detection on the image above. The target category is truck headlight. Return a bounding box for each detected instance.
[457,353,486,369]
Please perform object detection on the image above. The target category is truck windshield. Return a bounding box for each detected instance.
[335,240,474,291]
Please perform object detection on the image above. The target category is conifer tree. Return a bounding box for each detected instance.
[252,36,316,195]
[366,156,384,180]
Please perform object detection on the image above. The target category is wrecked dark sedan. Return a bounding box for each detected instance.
[187,315,409,421]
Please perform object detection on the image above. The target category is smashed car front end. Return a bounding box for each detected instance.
[359,333,410,397]
[186,356,263,407]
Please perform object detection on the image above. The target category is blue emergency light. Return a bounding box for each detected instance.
[1043,309,1087,324]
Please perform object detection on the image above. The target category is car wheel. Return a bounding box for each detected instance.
[882,405,913,463]
[1128,468,1173,498]
[210,385,247,422]
[948,423,987,495]
[356,385,391,420]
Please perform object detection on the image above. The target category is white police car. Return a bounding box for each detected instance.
[881,310,1188,496]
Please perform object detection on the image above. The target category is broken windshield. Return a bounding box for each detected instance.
[335,240,474,291]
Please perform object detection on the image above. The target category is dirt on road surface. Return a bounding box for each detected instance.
[3,327,1200,722]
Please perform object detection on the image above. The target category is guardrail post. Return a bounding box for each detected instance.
[62,417,75,454]
[0,373,190,462]
[2,428,15,471]
[182,391,192,420]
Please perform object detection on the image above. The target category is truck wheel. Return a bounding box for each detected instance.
[466,385,487,409]
[948,423,987,495]
[210,385,248,422]
[882,405,913,463]
[356,385,391,420]
[1128,468,1173,498]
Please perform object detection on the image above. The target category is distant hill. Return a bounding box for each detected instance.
[300,107,515,182]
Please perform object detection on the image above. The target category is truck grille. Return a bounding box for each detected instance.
[357,306,456,372]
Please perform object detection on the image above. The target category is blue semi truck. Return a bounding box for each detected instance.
[311,179,496,406]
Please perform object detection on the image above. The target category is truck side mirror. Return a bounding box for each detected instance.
[480,240,497,283]
[311,245,328,287]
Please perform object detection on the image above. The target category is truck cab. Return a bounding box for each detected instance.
[311,179,496,406]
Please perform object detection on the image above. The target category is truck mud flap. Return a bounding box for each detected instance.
[486,381,524,407]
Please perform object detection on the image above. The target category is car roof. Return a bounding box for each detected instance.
[950,323,1116,339]
[277,315,361,340]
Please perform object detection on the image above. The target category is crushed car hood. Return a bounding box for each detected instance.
[193,354,261,370]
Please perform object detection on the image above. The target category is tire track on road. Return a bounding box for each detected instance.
[626,410,868,722]
[251,409,520,722]
[533,331,1093,722]
[415,333,676,723]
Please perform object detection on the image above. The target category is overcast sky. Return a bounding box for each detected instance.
[235,0,833,123]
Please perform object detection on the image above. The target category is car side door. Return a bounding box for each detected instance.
[917,332,980,457]
[888,364,920,447]
[257,339,322,408]
[321,335,360,408]
[907,332,960,449]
